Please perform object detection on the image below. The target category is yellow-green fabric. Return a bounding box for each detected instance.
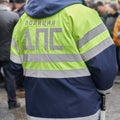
[11,4,113,78]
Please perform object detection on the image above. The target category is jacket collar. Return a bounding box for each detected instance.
[0,4,10,11]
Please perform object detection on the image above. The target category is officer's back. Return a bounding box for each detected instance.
[10,0,117,120]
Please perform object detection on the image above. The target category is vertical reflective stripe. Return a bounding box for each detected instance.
[50,28,63,50]
[11,38,20,55]
[36,28,48,50]
[24,29,34,50]
[11,38,21,63]
[27,110,100,120]
[11,38,17,50]
[77,23,107,48]
[11,46,19,57]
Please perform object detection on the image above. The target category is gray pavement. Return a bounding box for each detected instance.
[0,77,120,120]
[0,88,27,120]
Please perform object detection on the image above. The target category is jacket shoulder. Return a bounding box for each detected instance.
[8,11,19,18]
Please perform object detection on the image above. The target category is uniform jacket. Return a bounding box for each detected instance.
[113,14,120,46]
[0,4,19,62]
[106,12,118,37]
[10,0,117,120]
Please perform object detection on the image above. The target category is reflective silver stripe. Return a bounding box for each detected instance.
[27,110,100,120]
[11,38,17,48]
[23,69,90,78]
[97,87,113,95]
[36,28,48,50]
[11,38,20,52]
[77,23,107,48]
[23,54,83,62]
[82,37,114,61]
[10,54,22,64]
[24,29,35,50]
[50,28,63,50]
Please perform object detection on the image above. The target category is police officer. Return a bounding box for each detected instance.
[10,0,117,119]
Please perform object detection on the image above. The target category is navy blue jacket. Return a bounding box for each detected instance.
[10,0,117,119]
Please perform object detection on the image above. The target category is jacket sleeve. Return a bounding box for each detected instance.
[10,61,23,78]
[113,17,120,46]
[76,10,117,94]
[10,37,23,77]
[86,45,117,94]
[10,21,23,77]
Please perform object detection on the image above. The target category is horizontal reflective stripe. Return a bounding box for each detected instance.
[10,54,22,64]
[27,110,100,120]
[23,54,83,62]
[79,30,110,55]
[81,37,114,61]
[23,61,87,70]
[97,87,113,95]
[77,23,107,48]
[23,69,90,78]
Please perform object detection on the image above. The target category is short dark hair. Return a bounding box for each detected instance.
[9,0,14,2]
[14,0,25,3]
[96,1,104,6]
[110,3,117,11]
[89,3,97,10]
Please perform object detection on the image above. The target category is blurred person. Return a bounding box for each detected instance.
[106,3,118,37]
[10,0,117,120]
[89,3,97,10]
[85,0,92,6]
[8,0,16,11]
[13,0,26,16]
[117,0,120,13]
[7,0,26,98]
[0,0,20,109]
[81,0,87,6]
[113,0,120,70]
[96,1,108,23]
